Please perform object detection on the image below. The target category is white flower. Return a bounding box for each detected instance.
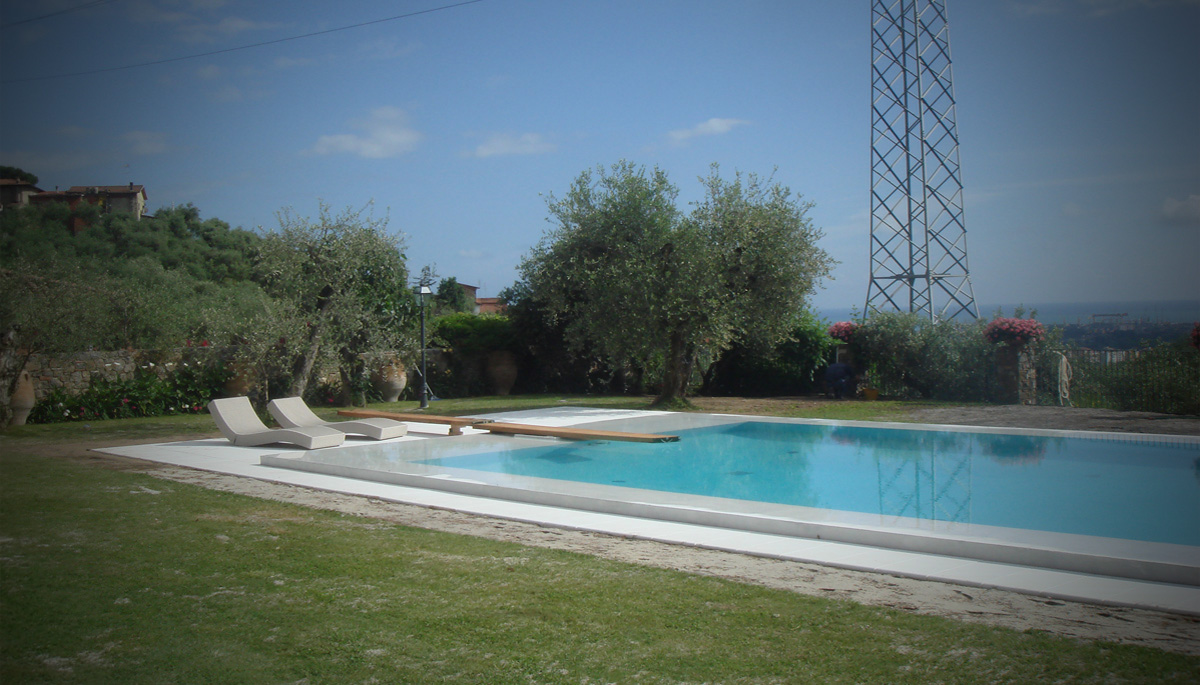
[63,410,70,416]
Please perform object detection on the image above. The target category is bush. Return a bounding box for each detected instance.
[28,361,227,423]
[848,312,995,400]
[1059,341,1200,415]
[429,314,517,397]
[703,311,835,397]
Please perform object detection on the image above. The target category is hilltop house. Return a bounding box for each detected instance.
[29,183,147,218]
[0,178,44,210]
[27,183,148,233]
[456,282,507,315]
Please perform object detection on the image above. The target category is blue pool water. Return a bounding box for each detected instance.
[419,421,1200,546]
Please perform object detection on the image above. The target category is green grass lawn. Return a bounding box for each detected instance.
[3,398,1198,682]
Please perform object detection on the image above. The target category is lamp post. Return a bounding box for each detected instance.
[418,284,432,409]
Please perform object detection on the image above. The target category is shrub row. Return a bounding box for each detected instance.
[28,362,227,423]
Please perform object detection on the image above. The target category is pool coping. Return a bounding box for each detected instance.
[264,411,1200,588]
[95,407,1200,616]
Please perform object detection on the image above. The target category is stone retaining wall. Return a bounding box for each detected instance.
[21,348,223,401]
[19,347,414,403]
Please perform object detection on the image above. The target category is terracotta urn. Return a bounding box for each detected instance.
[223,361,254,397]
[10,370,36,426]
[370,360,408,403]
[485,351,518,396]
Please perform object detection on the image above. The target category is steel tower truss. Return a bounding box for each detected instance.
[867,0,978,320]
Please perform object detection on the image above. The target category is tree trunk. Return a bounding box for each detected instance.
[0,326,32,428]
[287,290,335,398]
[652,329,691,406]
[338,347,367,406]
[288,322,324,398]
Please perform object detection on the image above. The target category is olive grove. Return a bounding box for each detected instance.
[514,162,834,405]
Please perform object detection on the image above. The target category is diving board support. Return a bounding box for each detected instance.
[479,422,678,443]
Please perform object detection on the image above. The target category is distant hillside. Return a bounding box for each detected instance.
[1059,321,1194,350]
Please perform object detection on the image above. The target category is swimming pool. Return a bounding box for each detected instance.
[264,412,1200,586]
[417,420,1199,546]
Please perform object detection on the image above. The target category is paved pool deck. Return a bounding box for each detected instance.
[95,407,1200,617]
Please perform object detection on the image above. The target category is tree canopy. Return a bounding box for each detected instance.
[435,277,476,314]
[0,199,419,421]
[253,203,416,400]
[0,166,38,184]
[515,161,834,405]
[0,203,260,282]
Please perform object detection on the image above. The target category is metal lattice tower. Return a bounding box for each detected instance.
[867,0,978,320]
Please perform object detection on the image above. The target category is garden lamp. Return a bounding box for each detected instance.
[418,285,432,409]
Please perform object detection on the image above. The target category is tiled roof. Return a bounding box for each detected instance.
[67,185,145,195]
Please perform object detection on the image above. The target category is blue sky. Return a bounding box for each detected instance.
[2,0,1197,313]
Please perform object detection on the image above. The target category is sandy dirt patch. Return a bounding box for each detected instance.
[33,402,1200,656]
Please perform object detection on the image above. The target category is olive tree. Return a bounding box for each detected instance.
[515,161,833,406]
[255,203,416,400]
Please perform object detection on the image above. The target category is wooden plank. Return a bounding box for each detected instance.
[479,422,679,443]
[337,410,493,436]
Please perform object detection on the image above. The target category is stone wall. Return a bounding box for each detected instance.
[21,348,223,402]
[995,346,1037,405]
[19,347,414,404]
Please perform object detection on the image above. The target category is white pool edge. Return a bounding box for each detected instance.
[95,407,1200,616]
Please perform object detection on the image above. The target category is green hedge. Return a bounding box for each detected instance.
[28,362,227,423]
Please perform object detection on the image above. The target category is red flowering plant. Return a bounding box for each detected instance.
[984,317,1045,347]
[827,321,858,343]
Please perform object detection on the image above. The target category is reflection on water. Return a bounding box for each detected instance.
[332,420,1199,546]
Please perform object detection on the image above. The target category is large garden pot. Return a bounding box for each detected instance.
[370,360,407,403]
[223,361,253,397]
[485,351,518,396]
[10,370,35,426]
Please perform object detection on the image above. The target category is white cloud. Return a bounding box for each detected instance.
[667,118,749,144]
[472,133,555,158]
[210,85,243,102]
[131,2,279,43]
[1,149,105,174]
[195,64,223,80]
[122,131,168,155]
[272,56,314,69]
[309,107,422,159]
[358,39,420,61]
[57,125,93,138]
[1162,194,1200,225]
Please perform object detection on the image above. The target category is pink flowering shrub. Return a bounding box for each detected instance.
[827,321,858,342]
[984,317,1045,346]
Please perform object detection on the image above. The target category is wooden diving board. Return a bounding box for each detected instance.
[478,422,679,443]
[337,410,494,436]
[337,410,679,442]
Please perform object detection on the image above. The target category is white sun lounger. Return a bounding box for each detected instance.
[267,396,408,440]
[208,396,345,449]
